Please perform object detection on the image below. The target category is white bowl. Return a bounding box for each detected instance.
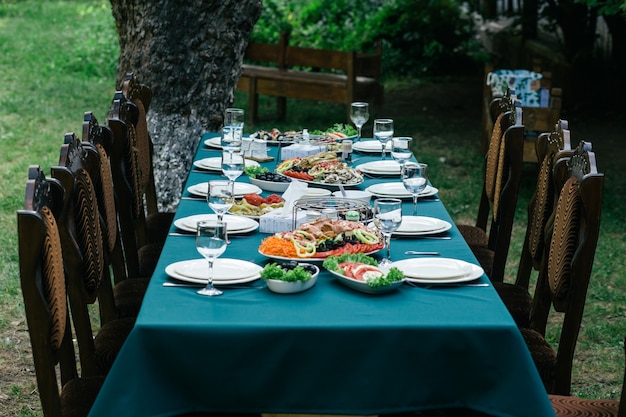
[332,189,372,204]
[300,187,332,199]
[265,264,319,294]
[249,177,291,193]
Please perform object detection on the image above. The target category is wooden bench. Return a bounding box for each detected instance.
[481,60,562,163]
[236,32,384,124]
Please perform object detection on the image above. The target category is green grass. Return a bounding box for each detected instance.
[1,1,625,415]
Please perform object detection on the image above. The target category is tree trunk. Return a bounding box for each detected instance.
[109,0,262,210]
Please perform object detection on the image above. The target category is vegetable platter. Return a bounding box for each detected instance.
[258,218,383,261]
[276,151,363,185]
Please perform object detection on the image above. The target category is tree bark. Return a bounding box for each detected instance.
[109,0,262,210]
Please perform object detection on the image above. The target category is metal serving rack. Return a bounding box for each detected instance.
[292,197,372,229]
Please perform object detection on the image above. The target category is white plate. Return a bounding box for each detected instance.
[259,248,380,263]
[365,183,438,199]
[187,182,262,198]
[165,259,262,284]
[390,258,484,284]
[352,140,391,153]
[355,160,401,175]
[327,269,404,294]
[393,216,452,236]
[204,137,222,149]
[174,214,259,234]
[279,174,364,189]
[193,157,261,171]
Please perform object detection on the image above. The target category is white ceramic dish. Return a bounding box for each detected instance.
[259,248,380,264]
[165,258,262,285]
[279,173,364,189]
[265,264,320,294]
[187,182,262,198]
[393,216,452,236]
[204,137,222,149]
[193,157,261,171]
[355,160,401,176]
[327,269,404,294]
[249,177,291,193]
[352,140,392,153]
[390,258,484,284]
[365,183,438,199]
[300,187,332,199]
[174,214,259,234]
[331,189,372,204]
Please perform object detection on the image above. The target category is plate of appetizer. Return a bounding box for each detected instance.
[322,253,405,294]
[258,217,383,261]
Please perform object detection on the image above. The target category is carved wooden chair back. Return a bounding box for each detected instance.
[121,72,158,215]
[51,133,117,376]
[17,166,103,417]
[522,141,604,394]
[82,111,129,285]
[515,119,573,289]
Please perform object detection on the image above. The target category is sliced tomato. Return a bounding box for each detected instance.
[264,194,283,204]
[243,193,265,206]
[352,265,383,281]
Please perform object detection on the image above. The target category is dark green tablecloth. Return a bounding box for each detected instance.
[89,134,555,417]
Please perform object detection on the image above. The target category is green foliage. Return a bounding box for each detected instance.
[252,0,484,76]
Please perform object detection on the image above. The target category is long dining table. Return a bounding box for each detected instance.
[88,134,556,417]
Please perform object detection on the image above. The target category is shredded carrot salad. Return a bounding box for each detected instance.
[259,236,299,258]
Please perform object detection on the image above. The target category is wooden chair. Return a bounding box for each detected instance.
[492,119,572,327]
[457,103,525,281]
[550,336,625,417]
[521,141,604,395]
[69,124,150,318]
[50,144,136,376]
[106,92,167,277]
[17,167,104,416]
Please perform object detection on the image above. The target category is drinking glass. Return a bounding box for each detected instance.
[373,118,394,160]
[391,137,414,171]
[223,108,244,151]
[350,102,369,142]
[221,151,245,182]
[196,220,227,296]
[373,198,403,266]
[402,162,428,216]
[207,180,234,222]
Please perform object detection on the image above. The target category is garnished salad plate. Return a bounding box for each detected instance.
[322,253,405,294]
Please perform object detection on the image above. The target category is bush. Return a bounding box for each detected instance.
[251,0,483,77]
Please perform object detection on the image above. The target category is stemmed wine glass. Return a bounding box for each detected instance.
[196,220,227,296]
[207,180,235,221]
[222,108,244,151]
[350,102,369,142]
[221,151,245,183]
[391,137,414,173]
[208,180,234,244]
[374,118,393,160]
[402,162,428,216]
[373,198,403,266]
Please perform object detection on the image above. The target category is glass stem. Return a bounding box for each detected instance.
[357,126,362,142]
[412,195,418,216]
[206,258,215,289]
[385,233,391,260]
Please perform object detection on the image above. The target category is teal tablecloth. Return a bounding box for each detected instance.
[89,134,555,417]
